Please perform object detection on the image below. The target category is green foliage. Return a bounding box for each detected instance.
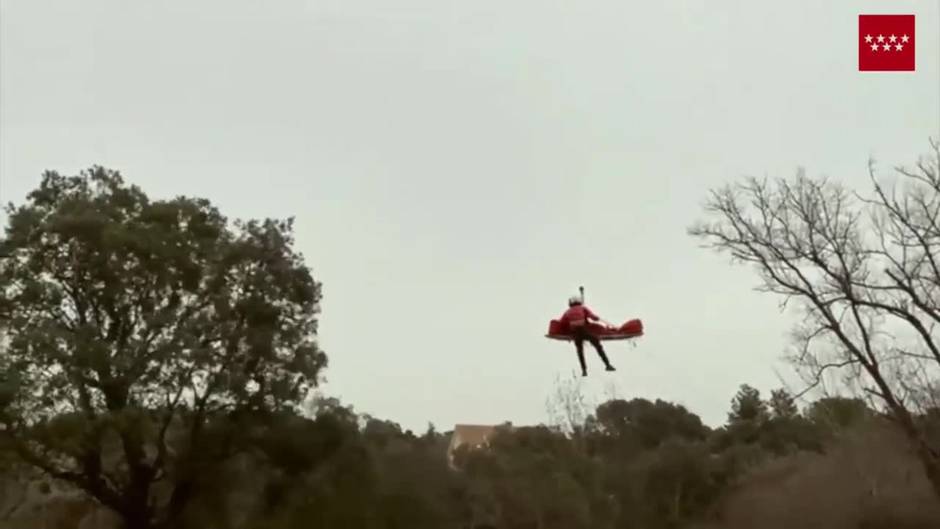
[1,379,901,529]
[587,398,710,469]
[621,439,722,528]
[0,167,326,528]
[711,386,826,461]
[768,389,797,419]
[806,397,873,432]
[728,384,768,425]
[460,425,604,529]
[594,398,710,447]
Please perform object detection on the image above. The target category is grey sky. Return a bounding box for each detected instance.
[2,0,938,432]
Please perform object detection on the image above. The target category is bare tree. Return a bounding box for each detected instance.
[545,372,593,437]
[688,140,940,498]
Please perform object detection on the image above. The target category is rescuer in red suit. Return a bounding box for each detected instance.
[560,295,616,376]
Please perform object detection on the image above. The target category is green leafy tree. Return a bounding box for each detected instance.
[754,388,824,455]
[805,396,873,431]
[768,389,798,420]
[258,437,380,529]
[728,384,768,425]
[713,386,822,457]
[461,425,606,529]
[715,385,769,450]
[591,398,710,458]
[173,409,356,529]
[623,439,721,529]
[0,168,326,529]
[369,425,461,529]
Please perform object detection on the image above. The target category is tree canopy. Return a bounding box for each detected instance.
[0,167,326,529]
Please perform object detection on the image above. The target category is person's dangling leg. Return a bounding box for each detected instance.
[589,335,615,371]
[573,334,588,376]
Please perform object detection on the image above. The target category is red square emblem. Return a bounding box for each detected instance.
[859,15,915,71]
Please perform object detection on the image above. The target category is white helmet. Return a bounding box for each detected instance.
[568,295,582,305]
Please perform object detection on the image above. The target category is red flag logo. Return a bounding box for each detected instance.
[859,15,915,71]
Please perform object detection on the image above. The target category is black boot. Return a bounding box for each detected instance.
[597,349,615,371]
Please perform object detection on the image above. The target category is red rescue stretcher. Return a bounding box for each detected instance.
[545,318,644,341]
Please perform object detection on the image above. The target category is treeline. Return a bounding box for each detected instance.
[3,385,939,529]
[127,385,915,529]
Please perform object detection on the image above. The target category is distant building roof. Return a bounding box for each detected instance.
[451,424,497,448]
[447,424,507,468]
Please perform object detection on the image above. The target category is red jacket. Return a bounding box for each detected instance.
[561,305,599,326]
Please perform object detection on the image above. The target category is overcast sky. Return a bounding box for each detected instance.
[2,0,939,432]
